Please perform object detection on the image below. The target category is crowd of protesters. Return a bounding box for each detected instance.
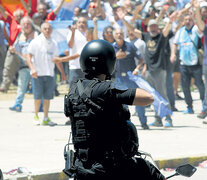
[0,0,207,127]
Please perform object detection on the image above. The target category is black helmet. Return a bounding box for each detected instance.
[80,39,116,77]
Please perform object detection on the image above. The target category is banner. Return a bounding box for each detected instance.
[128,71,172,118]
[51,0,90,20]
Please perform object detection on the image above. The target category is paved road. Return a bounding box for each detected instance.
[0,88,207,179]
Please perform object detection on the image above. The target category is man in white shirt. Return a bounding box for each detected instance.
[27,22,65,126]
[67,16,88,85]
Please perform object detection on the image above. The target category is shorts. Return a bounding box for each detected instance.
[32,76,54,100]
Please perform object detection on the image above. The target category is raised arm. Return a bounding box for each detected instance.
[93,17,98,40]
[0,5,8,20]
[172,11,184,34]
[116,7,142,39]
[67,25,76,48]
[20,0,31,14]
[156,8,165,23]
[95,0,106,20]
[193,0,205,32]
[53,0,65,15]
[162,11,177,37]
[131,3,143,22]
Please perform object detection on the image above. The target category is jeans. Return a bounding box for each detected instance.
[166,69,175,108]
[15,68,30,105]
[145,69,171,111]
[115,75,147,125]
[0,51,20,90]
[202,65,207,112]
[0,45,6,84]
[69,69,84,85]
[180,65,205,109]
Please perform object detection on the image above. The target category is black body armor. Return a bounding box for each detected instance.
[64,78,138,161]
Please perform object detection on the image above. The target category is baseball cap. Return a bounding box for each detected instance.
[32,12,41,19]
[148,19,158,26]
[141,11,151,20]
[112,3,120,10]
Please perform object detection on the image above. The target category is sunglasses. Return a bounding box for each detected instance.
[106,31,113,34]
[89,4,96,8]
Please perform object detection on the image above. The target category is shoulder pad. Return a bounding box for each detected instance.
[111,80,128,91]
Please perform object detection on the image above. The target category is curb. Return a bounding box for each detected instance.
[155,155,207,169]
[4,155,207,180]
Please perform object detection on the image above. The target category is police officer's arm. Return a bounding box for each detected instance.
[133,88,154,106]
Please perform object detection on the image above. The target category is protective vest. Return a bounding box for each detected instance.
[64,78,138,160]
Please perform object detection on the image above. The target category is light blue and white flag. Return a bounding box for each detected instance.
[128,71,172,118]
[87,20,110,38]
[176,0,191,10]
[51,0,90,20]
[50,20,73,56]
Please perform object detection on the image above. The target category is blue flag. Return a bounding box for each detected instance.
[51,0,90,20]
[128,71,172,118]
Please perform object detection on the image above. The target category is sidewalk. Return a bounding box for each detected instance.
[0,87,207,180]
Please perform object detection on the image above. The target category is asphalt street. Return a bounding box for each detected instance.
[0,86,207,180]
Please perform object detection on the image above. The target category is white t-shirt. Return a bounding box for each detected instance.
[66,29,87,70]
[27,33,58,77]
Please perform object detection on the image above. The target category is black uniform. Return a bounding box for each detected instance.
[64,77,165,180]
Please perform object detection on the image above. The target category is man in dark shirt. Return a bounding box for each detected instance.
[118,8,175,127]
[140,19,174,127]
[113,28,149,129]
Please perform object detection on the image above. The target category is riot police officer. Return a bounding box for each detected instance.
[64,39,165,180]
